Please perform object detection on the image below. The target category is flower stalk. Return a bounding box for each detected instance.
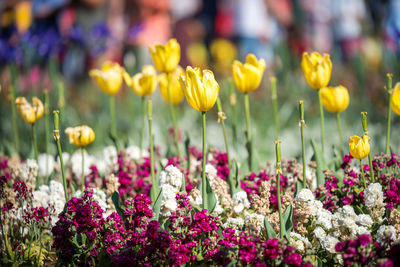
[299,101,307,188]
[360,159,366,188]
[53,110,68,201]
[109,95,118,148]
[361,112,374,182]
[274,140,284,239]
[167,73,181,157]
[336,112,344,154]
[318,89,326,155]
[385,73,393,155]
[44,89,50,178]
[148,98,158,202]
[202,111,208,210]
[31,123,38,162]
[244,92,253,170]
[81,147,85,191]
[271,77,280,139]
[140,97,146,157]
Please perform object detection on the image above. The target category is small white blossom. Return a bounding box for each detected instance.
[377,225,397,245]
[231,191,250,214]
[38,154,55,177]
[364,183,384,208]
[296,188,315,202]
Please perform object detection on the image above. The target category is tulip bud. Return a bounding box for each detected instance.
[180,66,219,112]
[159,66,185,105]
[320,85,350,113]
[89,62,124,95]
[349,134,370,160]
[301,52,332,89]
[149,38,181,73]
[391,82,400,116]
[65,125,95,147]
[15,96,44,124]
[123,65,157,97]
[232,54,266,93]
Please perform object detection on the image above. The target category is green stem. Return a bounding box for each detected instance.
[229,80,238,146]
[216,97,230,168]
[140,97,146,158]
[360,159,366,188]
[299,101,307,188]
[244,93,251,142]
[9,85,20,153]
[81,147,85,191]
[318,89,325,155]
[37,228,43,266]
[244,93,253,170]
[202,112,208,210]
[361,112,375,182]
[385,73,393,155]
[44,90,50,180]
[32,123,38,162]
[58,81,65,123]
[109,95,117,147]
[167,73,181,157]
[53,111,68,201]
[336,112,344,154]
[271,77,280,139]
[148,99,158,201]
[275,141,284,239]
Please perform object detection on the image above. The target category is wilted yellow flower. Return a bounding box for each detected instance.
[232,54,266,93]
[180,66,219,112]
[301,52,332,89]
[15,1,32,34]
[159,66,185,104]
[320,85,350,113]
[123,65,157,97]
[15,97,44,124]
[149,38,180,73]
[65,125,95,147]
[89,62,124,95]
[349,134,370,160]
[391,82,400,116]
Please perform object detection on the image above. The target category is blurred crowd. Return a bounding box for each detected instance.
[0,0,399,83]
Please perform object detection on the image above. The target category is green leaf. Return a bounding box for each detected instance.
[111,191,126,223]
[283,204,293,239]
[228,160,241,196]
[311,139,327,186]
[296,179,303,197]
[205,177,217,213]
[152,188,163,221]
[264,217,277,239]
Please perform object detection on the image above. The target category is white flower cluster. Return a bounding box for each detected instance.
[70,149,95,178]
[296,189,375,254]
[223,217,245,231]
[244,212,265,232]
[364,183,385,208]
[21,159,38,182]
[231,191,250,214]
[125,145,149,161]
[289,232,311,253]
[95,146,118,174]
[38,154,55,177]
[159,165,183,217]
[377,225,397,245]
[32,181,66,224]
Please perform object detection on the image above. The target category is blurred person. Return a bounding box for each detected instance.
[125,0,171,69]
[299,0,332,53]
[385,0,400,57]
[233,0,280,63]
[331,0,366,61]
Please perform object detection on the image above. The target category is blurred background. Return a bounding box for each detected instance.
[1,0,400,164]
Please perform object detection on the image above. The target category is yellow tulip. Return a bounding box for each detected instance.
[180,66,219,112]
[89,62,124,95]
[15,97,44,124]
[149,38,181,73]
[123,65,157,97]
[391,82,400,116]
[159,66,185,105]
[349,134,370,160]
[15,1,32,34]
[301,52,332,89]
[232,53,266,93]
[320,85,350,113]
[65,125,95,147]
